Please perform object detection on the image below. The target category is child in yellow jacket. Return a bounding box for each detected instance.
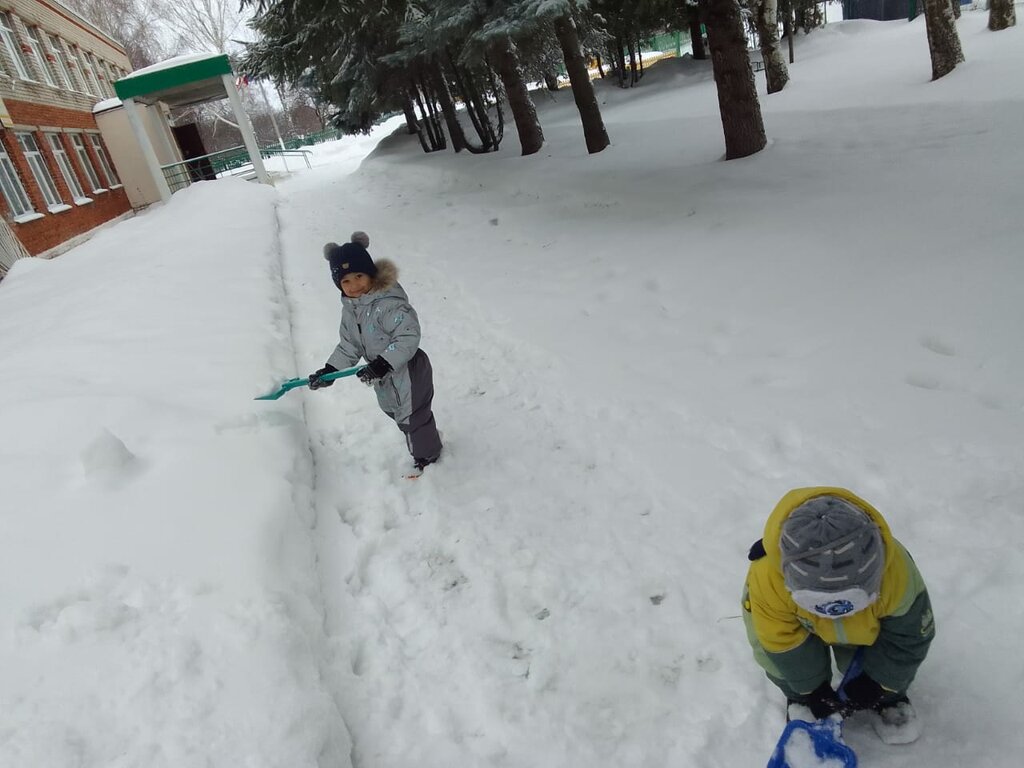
[742,488,934,744]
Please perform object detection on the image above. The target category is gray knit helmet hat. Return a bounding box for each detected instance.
[780,496,885,600]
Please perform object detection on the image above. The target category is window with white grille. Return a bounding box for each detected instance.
[70,134,103,191]
[0,143,34,218]
[47,134,87,202]
[24,27,56,87]
[89,135,119,187]
[47,34,77,91]
[97,59,117,97]
[81,50,104,96]
[0,11,32,80]
[16,133,63,209]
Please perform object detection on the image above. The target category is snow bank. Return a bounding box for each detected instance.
[0,180,351,767]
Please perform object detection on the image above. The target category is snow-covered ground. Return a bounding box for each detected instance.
[2,12,1023,768]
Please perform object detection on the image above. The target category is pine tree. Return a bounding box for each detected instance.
[988,0,1016,31]
[751,0,789,94]
[923,0,964,81]
[701,0,767,159]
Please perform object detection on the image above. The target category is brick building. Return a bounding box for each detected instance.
[0,0,132,260]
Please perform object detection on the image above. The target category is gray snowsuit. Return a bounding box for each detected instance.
[326,259,441,463]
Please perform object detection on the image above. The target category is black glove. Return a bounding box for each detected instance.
[308,363,338,390]
[841,673,886,712]
[357,356,392,385]
[796,682,844,720]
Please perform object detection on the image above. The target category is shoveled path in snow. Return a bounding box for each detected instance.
[272,179,746,768]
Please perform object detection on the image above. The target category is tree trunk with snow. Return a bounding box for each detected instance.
[753,0,790,93]
[951,0,961,19]
[554,13,611,154]
[704,0,767,159]
[923,0,965,80]
[491,39,544,155]
[988,0,1016,30]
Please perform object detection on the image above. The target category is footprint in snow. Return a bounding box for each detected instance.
[920,335,957,357]
[904,373,944,391]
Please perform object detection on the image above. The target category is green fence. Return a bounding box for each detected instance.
[279,128,345,150]
[161,145,313,193]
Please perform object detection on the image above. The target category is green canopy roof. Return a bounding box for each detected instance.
[114,54,234,107]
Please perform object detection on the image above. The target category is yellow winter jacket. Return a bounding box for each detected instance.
[743,487,933,695]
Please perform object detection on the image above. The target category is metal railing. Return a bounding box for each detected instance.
[160,145,314,193]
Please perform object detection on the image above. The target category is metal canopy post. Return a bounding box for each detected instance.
[222,74,270,186]
[121,96,172,203]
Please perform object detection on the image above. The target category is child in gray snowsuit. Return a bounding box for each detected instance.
[308,233,442,471]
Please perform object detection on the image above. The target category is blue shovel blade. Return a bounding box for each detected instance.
[767,719,857,768]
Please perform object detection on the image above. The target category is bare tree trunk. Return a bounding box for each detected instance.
[989,0,1016,29]
[753,0,790,93]
[543,71,561,90]
[596,54,605,78]
[554,12,611,154]
[923,0,965,80]
[690,18,708,59]
[614,39,628,87]
[429,60,467,153]
[491,38,544,155]
[410,82,443,152]
[782,0,795,64]
[402,98,419,135]
[704,0,767,160]
[627,38,638,86]
[637,37,645,79]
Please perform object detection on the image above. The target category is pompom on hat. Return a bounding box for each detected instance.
[323,240,376,287]
[779,495,885,618]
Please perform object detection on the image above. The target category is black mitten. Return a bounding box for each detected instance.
[357,356,392,384]
[308,363,338,390]
[841,674,886,712]
[795,682,844,720]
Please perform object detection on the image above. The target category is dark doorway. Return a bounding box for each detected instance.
[172,123,217,182]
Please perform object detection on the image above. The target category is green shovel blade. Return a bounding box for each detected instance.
[254,364,366,400]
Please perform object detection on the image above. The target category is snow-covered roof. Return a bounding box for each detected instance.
[120,53,227,81]
[92,97,123,115]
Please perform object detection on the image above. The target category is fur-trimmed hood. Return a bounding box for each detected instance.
[366,258,398,294]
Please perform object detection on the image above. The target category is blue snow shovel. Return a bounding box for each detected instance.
[254,364,366,400]
[766,650,865,768]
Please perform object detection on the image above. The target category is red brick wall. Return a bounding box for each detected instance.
[3,98,131,256]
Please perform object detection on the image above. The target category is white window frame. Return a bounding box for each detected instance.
[16,132,64,211]
[0,11,32,80]
[88,135,120,187]
[98,59,116,97]
[47,133,89,203]
[24,27,56,87]
[47,34,76,91]
[69,133,104,192]
[79,49,103,96]
[0,141,35,219]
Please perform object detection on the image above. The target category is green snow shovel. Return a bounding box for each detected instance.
[254,364,366,400]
